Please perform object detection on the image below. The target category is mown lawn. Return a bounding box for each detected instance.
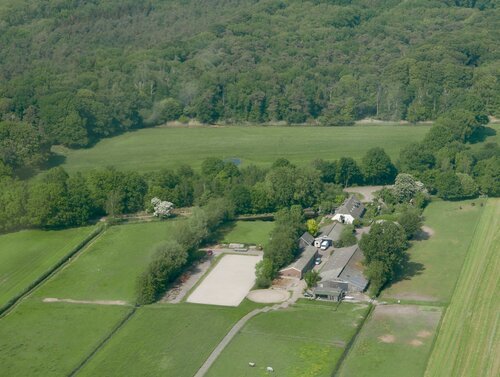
[54,125,431,172]
[0,226,95,308]
[32,221,181,303]
[425,199,499,377]
[79,301,260,377]
[222,221,274,247]
[0,300,130,377]
[206,300,370,377]
[382,199,486,303]
[337,305,442,377]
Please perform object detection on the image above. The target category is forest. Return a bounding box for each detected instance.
[0,0,499,166]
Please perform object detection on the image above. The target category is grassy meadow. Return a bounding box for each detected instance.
[382,199,486,303]
[0,226,95,308]
[337,305,442,377]
[0,300,130,377]
[425,199,500,377]
[206,300,370,377]
[32,221,180,303]
[79,301,260,377]
[222,221,274,247]
[53,125,431,172]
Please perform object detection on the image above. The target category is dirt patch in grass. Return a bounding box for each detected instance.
[414,225,435,241]
[378,334,396,343]
[43,298,128,306]
[417,330,432,338]
[409,339,424,347]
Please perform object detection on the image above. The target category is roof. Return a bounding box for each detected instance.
[280,245,317,273]
[299,232,315,248]
[318,222,345,242]
[320,245,358,281]
[319,245,368,291]
[317,280,348,291]
[335,195,365,219]
[339,248,368,291]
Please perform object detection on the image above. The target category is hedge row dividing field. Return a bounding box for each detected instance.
[54,125,431,172]
[424,199,500,377]
[0,300,131,377]
[206,300,370,377]
[0,226,96,309]
[78,302,261,377]
[32,221,182,303]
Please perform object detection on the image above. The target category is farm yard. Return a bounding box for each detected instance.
[0,300,130,377]
[52,125,431,172]
[425,199,500,377]
[0,226,96,309]
[382,199,486,303]
[78,302,260,377]
[205,300,370,377]
[32,221,181,303]
[222,221,273,247]
[337,305,442,377]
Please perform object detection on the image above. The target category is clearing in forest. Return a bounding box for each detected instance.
[424,199,500,377]
[222,220,273,247]
[54,125,430,172]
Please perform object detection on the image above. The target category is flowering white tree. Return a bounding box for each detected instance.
[151,197,174,218]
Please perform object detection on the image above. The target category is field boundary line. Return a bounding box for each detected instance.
[332,303,374,377]
[68,307,138,376]
[422,200,487,374]
[0,225,106,319]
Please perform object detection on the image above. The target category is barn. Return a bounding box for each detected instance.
[332,195,365,224]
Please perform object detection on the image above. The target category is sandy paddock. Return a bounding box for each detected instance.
[187,254,262,306]
[247,289,290,303]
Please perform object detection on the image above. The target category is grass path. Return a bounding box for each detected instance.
[424,199,500,377]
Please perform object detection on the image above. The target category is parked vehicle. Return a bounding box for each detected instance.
[314,257,322,265]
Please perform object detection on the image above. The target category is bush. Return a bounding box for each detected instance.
[255,258,276,288]
[334,225,357,247]
[136,241,188,305]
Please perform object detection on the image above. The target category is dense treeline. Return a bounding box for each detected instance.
[398,112,499,199]
[0,0,498,170]
[0,145,401,233]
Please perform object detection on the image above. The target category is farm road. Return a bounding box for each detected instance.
[194,279,305,377]
[344,185,392,202]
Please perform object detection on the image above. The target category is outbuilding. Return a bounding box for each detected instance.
[280,245,318,279]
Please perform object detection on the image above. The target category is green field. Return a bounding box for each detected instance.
[338,305,442,377]
[206,300,370,377]
[53,125,431,172]
[382,199,485,303]
[79,301,259,377]
[222,221,274,246]
[0,226,95,308]
[0,300,130,377]
[33,221,180,303]
[425,199,500,377]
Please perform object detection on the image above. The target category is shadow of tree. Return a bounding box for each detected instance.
[469,125,497,144]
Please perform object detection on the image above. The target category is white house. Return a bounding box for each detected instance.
[332,195,365,224]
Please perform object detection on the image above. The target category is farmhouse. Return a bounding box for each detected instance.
[313,244,368,299]
[280,245,318,279]
[313,222,345,249]
[332,195,365,224]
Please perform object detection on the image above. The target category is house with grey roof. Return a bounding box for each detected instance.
[280,245,318,279]
[313,244,368,299]
[332,195,365,224]
[299,232,315,249]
